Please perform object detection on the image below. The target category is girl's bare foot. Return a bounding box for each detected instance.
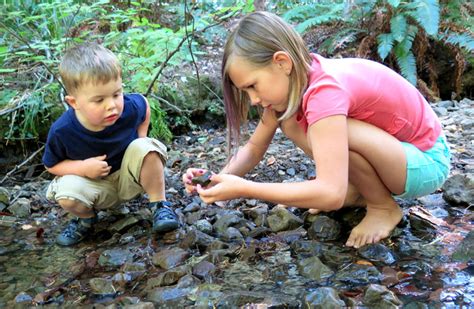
[345,200,403,248]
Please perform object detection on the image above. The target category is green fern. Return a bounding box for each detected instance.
[393,25,418,85]
[395,50,417,85]
[149,99,173,143]
[444,32,474,52]
[404,0,439,36]
[390,14,408,42]
[296,12,344,33]
[377,33,395,60]
[319,28,366,54]
[283,2,345,34]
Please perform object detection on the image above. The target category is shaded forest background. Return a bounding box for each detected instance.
[0,0,473,178]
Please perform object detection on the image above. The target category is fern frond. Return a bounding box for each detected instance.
[387,0,401,8]
[404,0,439,36]
[377,33,395,60]
[390,14,408,42]
[149,100,173,143]
[394,46,417,85]
[296,14,344,33]
[319,28,365,54]
[444,32,474,52]
[282,5,309,21]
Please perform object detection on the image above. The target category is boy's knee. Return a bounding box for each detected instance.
[58,198,92,216]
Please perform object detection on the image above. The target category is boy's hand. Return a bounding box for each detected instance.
[83,155,111,179]
[182,168,211,193]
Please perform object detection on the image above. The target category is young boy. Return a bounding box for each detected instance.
[43,42,179,246]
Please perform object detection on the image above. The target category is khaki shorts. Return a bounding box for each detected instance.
[46,137,167,210]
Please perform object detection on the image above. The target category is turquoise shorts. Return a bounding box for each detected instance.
[394,135,451,199]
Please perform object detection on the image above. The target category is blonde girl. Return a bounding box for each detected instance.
[183,12,450,248]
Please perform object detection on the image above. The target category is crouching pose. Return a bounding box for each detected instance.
[183,12,450,248]
[43,43,179,246]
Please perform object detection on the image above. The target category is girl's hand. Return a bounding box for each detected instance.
[182,168,208,193]
[196,173,248,204]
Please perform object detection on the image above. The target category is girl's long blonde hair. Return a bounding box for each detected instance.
[222,11,312,155]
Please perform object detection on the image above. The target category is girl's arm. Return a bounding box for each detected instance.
[221,108,279,176]
[199,115,349,211]
[137,96,151,138]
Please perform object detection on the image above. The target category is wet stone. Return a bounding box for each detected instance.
[452,230,474,262]
[7,198,30,218]
[275,226,307,243]
[304,287,345,308]
[266,206,303,232]
[321,247,354,268]
[442,173,474,205]
[147,265,189,288]
[335,264,382,286]
[221,226,243,241]
[0,187,9,206]
[176,274,201,288]
[183,201,200,213]
[192,260,216,280]
[363,284,402,308]
[297,256,334,283]
[307,215,341,241]
[98,249,135,267]
[180,228,215,250]
[290,240,325,258]
[193,285,224,308]
[185,210,203,225]
[194,219,213,235]
[109,216,139,232]
[152,247,189,270]
[147,286,193,306]
[357,243,397,265]
[213,213,244,236]
[89,277,116,295]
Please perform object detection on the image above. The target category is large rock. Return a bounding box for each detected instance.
[442,173,474,205]
[266,206,303,232]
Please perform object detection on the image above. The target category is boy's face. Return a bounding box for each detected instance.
[65,78,124,132]
[228,54,290,113]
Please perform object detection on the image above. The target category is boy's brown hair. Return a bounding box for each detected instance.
[59,42,122,95]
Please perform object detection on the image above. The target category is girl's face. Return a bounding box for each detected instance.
[228,55,290,112]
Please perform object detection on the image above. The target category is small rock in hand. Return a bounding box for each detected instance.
[191,171,212,187]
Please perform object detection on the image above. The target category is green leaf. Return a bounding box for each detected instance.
[394,46,417,85]
[406,0,439,36]
[387,0,401,8]
[445,32,474,52]
[377,33,395,60]
[0,68,16,73]
[390,14,408,42]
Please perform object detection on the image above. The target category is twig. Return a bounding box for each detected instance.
[184,0,201,99]
[144,15,230,97]
[189,76,224,104]
[0,20,65,91]
[149,93,187,113]
[0,145,45,185]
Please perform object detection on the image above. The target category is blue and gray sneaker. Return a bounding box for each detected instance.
[150,201,179,233]
[56,217,96,246]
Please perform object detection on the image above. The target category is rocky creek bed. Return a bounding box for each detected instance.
[0,98,473,308]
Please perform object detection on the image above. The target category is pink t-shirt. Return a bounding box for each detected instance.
[296,54,441,151]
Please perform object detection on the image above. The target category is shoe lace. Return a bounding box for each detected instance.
[62,220,80,237]
[154,207,176,221]
[62,219,88,237]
